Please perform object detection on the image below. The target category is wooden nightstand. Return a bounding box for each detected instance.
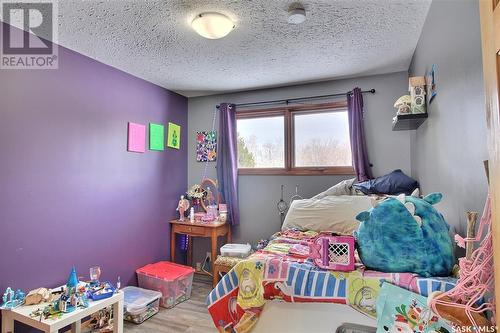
[169,219,231,287]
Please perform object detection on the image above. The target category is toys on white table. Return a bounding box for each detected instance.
[24,266,119,322]
[25,287,53,305]
[1,287,25,309]
[87,282,115,301]
[86,266,116,301]
[90,266,102,285]
[55,266,89,313]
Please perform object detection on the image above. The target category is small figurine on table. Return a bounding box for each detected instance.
[176,195,190,221]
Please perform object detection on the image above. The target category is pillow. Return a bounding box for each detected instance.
[353,169,419,195]
[282,195,373,235]
[311,178,359,199]
[354,193,454,277]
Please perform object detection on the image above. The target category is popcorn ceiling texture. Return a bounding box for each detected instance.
[57,0,431,97]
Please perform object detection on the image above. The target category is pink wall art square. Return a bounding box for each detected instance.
[127,122,146,153]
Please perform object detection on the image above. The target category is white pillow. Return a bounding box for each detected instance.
[282,195,373,235]
[311,178,359,199]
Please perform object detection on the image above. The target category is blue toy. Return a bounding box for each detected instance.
[67,266,79,288]
[354,192,455,277]
[1,287,25,309]
[54,266,89,313]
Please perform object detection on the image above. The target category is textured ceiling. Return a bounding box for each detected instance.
[56,0,431,97]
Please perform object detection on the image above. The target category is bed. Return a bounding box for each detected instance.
[206,229,456,333]
[207,174,456,333]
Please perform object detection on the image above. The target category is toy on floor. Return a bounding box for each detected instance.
[428,196,495,328]
[86,307,114,332]
[1,287,25,309]
[354,192,454,277]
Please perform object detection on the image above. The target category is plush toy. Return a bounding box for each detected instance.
[393,95,412,115]
[354,193,454,277]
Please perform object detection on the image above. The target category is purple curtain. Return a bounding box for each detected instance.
[347,87,373,182]
[217,103,240,226]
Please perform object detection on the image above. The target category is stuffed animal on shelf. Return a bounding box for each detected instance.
[394,95,412,115]
[354,192,454,277]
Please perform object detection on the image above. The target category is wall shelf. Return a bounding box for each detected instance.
[392,113,428,131]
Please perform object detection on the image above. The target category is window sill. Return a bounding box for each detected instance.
[238,167,355,176]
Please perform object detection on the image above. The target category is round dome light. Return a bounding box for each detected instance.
[288,7,306,24]
[191,12,235,39]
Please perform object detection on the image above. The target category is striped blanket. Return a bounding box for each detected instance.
[207,233,456,333]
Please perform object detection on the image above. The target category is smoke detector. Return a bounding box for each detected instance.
[288,4,306,24]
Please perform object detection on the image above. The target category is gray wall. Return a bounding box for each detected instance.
[188,71,411,263]
[409,0,488,234]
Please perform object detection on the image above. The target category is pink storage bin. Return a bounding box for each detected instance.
[136,261,195,308]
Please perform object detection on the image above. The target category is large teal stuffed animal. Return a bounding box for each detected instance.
[354,193,454,277]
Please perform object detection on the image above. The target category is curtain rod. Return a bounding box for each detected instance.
[215,88,375,109]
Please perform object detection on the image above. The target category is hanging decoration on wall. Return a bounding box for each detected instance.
[167,122,181,149]
[127,122,146,153]
[426,64,437,105]
[196,131,217,162]
[149,123,165,151]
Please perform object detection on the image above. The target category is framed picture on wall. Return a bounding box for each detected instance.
[149,123,165,151]
[167,122,181,149]
[127,122,146,153]
[196,131,217,162]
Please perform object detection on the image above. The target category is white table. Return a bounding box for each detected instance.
[1,291,123,333]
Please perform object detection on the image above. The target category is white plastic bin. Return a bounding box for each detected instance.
[220,243,252,258]
[122,286,162,324]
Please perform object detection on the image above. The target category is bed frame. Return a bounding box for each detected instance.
[253,300,376,333]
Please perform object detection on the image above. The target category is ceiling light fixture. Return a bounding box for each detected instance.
[191,12,235,39]
[288,4,306,24]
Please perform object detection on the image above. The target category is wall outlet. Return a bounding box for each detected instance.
[195,262,201,272]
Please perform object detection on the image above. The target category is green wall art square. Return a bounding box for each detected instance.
[167,122,181,149]
[149,123,165,151]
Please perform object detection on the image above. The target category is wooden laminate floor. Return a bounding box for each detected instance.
[124,275,218,333]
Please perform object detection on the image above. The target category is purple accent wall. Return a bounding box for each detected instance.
[0,23,187,298]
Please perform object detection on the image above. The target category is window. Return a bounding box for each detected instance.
[236,101,354,175]
[237,116,285,168]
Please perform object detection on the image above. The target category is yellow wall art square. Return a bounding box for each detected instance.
[167,122,181,149]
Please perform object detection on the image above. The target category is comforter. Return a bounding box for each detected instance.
[206,230,456,333]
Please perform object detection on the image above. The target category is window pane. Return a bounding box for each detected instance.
[237,116,285,168]
[294,111,352,167]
